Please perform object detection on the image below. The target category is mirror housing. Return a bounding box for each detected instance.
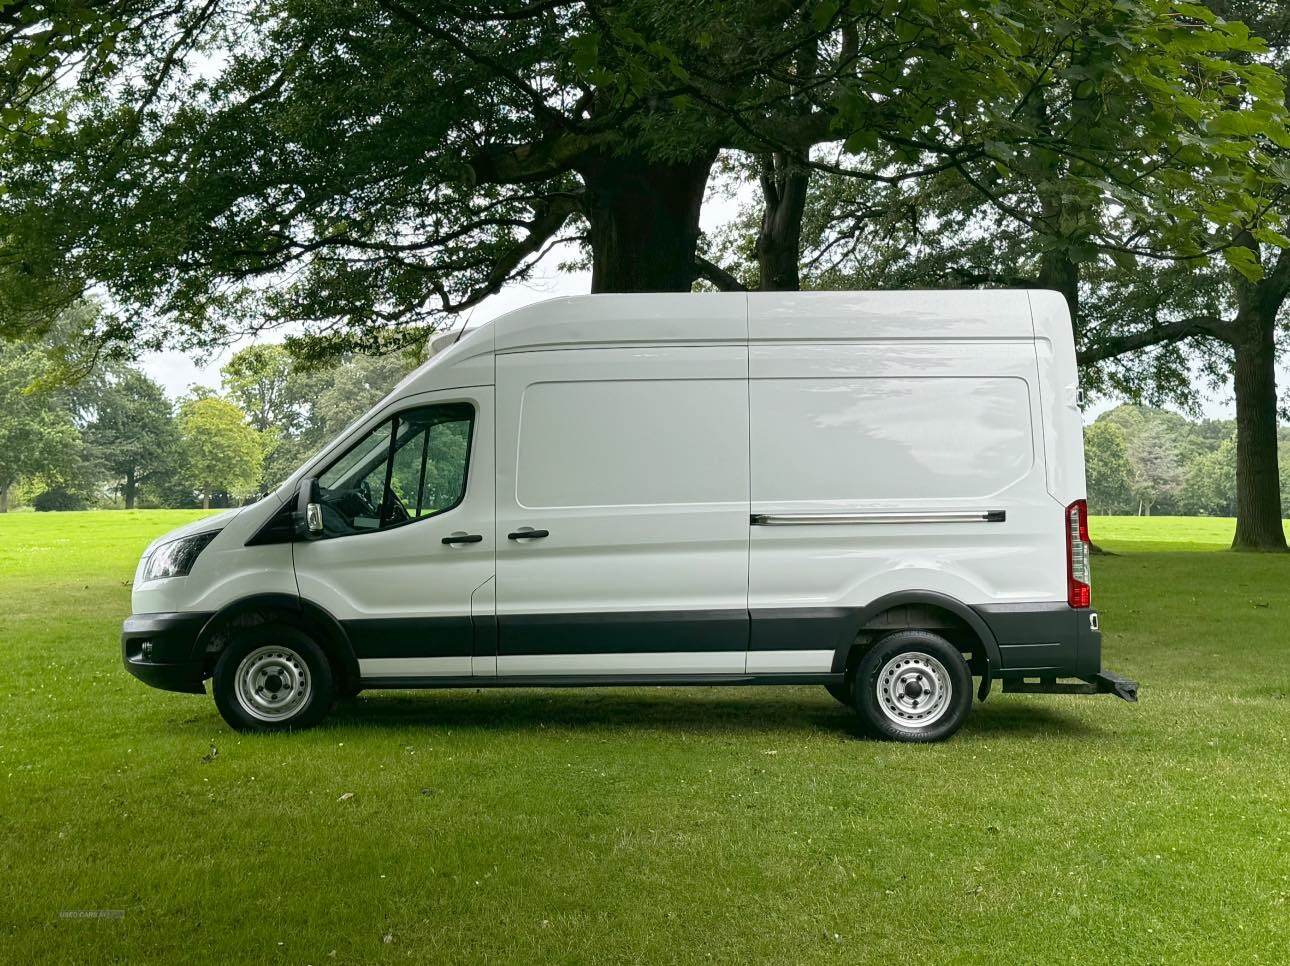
[296,477,323,539]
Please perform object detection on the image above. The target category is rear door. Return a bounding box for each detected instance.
[493,346,751,676]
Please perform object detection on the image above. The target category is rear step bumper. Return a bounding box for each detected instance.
[1001,670,1139,703]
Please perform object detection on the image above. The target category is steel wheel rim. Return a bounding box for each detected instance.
[234,645,311,722]
[876,651,951,728]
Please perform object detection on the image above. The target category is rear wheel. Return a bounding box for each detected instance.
[852,630,972,742]
[212,624,335,733]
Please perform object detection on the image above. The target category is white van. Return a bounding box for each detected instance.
[122,291,1136,742]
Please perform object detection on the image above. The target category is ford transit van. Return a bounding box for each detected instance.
[122,291,1136,741]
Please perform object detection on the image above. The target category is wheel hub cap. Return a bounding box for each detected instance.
[234,646,311,722]
[876,652,952,728]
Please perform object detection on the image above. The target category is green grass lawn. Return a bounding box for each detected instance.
[1,510,1288,964]
[1090,514,1290,553]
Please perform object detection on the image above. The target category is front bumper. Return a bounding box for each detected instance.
[121,612,213,695]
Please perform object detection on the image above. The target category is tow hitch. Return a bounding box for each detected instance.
[1002,670,1139,703]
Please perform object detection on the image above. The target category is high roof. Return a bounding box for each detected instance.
[488,290,1047,352]
[402,290,1069,394]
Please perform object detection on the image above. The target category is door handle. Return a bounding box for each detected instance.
[441,533,483,545]
[507,528,549,540]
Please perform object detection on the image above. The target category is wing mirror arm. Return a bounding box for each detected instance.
[296,477,323,540]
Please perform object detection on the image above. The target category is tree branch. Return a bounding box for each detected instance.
[375,0,572,132]
[693,255,748,292]
[439,193,582,312]
[1078,315,1231,365]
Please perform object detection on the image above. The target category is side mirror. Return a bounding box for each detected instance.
[296,477,323,539]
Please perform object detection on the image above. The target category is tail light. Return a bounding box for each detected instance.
[1066,499,1091,608]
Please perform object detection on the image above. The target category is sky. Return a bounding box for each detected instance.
[137,186,1277,422]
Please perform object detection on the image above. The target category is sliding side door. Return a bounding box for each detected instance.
[494,346,751,676]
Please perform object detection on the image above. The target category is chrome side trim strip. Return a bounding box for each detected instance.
[750,510,1006,526]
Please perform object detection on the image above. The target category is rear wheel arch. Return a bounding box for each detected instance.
[196,594,359,692]
[834,592,1001,685]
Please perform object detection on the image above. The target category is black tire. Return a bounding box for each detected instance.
[212,624,335,733]
[824,681,853,706]
[852,630,972,743]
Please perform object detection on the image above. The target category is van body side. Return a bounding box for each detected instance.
[122,291,1134,739]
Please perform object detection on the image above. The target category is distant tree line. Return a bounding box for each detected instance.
[0,338,417,512]
[1086,405,1290,518]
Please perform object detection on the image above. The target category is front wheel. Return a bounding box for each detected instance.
[852,630,972,742]
[212,624,335,733]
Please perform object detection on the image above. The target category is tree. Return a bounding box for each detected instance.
[222,343,318,491]
[221,345,306,435]
[1085,422,1136,515]
[83,368,180,509]
[0,343,82,512]
[1125,420,1185,516]
[221,345,417,490]
[1,1,1282,357]
[1281,442,1290,520]
[1058,0,1290,547]
[178,397,265,510]
[1180,435,1238,516]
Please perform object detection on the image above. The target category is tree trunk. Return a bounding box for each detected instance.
[124,468,137,510]
[578,149,717,293]
[755,151,810,291]
[0,484,8,513]
[202,491,210,511]
[1038,249,1080,326]
[1231,319,1287,551]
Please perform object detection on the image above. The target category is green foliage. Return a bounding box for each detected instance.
[1084,422,1135,514]
[1179,435,1237,515]
[1,0,1285,362]
[0,341,82,507]
[83,368,181,509]
[1088,404,1275,517]
[221,346,417,490]
[177,397,265,506]
[32,487,86,512]
[221,345,305,435]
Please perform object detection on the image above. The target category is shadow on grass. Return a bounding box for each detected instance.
[966,701,1098,738]
[309,687,1097,741]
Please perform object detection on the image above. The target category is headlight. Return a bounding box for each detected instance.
[143,531,220,581]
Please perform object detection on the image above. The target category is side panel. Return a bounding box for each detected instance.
[747,339,1065,659]
[494,345,751,674]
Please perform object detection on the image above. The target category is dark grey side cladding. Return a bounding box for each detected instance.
[345,609,859,661]
[345,616,474,659]
[498,610,748,655]
[973,602,1100,677]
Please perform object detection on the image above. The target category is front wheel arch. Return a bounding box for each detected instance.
[195,594,359,694]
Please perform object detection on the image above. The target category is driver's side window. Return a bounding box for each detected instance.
[315,403,473,538]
